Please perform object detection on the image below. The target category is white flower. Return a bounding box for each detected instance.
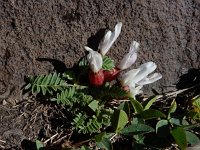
[120,68,141,86]
[99,22,122,56]
[120,61,162,98]
[118,41,139,70]
[129,62,157,85]
[137,73,162,86]
[85,46,103,73]
[129,85,143,99]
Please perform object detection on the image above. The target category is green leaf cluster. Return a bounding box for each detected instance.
[102,56,115,71]
[24,57,200,150]
[25,72,66,95]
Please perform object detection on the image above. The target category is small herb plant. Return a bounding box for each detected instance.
[25,22,200,150]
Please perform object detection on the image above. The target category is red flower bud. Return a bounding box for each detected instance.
[103,68,121,82]
[89,69,104,86]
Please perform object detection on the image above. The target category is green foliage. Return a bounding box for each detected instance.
[95,132,112,150]
[130,98,143,114]
[168,99,177,119]
[111,109,128,133]
[156,120,169,137]
[72,113,102,134]
[72,110,112,134]
[170,127,187,150]
[81,146,91,150]
[78,55,115,71]
[91,85,128,99]
[118,102,130,117]
[189,96,200,121]
[140,109,166,120]
[102,56,115,71]
[183,123,200,130]
[78,57,89,68]
[24,56,200,150]
[25,72,66,95]
[51,87,76,106]
[144,96,158,110]
[63,70,77,82]
[192,95,200,109]
[186,131,200,145]
[121,123,155,135]
[35,140,44,150]
[88,100,99,112]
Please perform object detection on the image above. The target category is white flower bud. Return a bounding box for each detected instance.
[99,22,122,56]
[137,73,162,86]
[118,41,139,70]
[85,46,103,73]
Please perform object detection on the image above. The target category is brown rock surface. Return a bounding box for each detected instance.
[0,0,200,103]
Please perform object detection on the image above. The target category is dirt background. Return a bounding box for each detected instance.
[0,0,200,149]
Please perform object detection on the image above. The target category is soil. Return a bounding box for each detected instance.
[0,0,200,149]
[0,94,75,149]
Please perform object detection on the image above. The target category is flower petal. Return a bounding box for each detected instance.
[99,22,122,56]
[120,68,140,86]
[85,46,103,73]
[84,46,94,52]
[130,62,157,85]
[137,73,162,86]
[118,41,139,70]
[129,85,143,98]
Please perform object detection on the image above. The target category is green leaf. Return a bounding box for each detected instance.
[130,98,143,114]
[121,124,155,135]
[81,145,91,150]
[169,118,181,126]
[170,127,187,150]
[36,140,44,150]
[41,86,47,95]
[24,83,32,90]
[186,131,200,145]
[50,72,57,85]
[192,96,200,108]
[111,109,128,132]
[132,117,144,124]
[168,100,177,118]
[95,133,113,150]
[63,70,76,81]
[96,137,112,150]
[156,120,169,137]
[118,102,130,117]
[182,119,189,126]
[140,109,166,120]
[78,57,89,67]
[188,110,200,120]
[183,123,200,130]
[144,96,158,110]
[95,132,107,142]
[88,100,99,112]
[102,56,115,71]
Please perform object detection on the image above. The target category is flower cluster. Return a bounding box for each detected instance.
[85,22,162,98]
